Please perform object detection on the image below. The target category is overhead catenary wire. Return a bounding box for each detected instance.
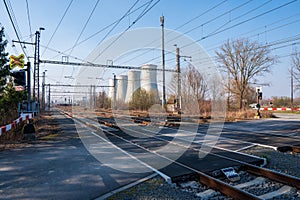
[63,0,102,82]
[62,0,161,86]
[46,0,154,62]
[181,0,255,38]
[6,0,23,40]
[3,0,28,59]
[41,0,74,57]
[206,13,300,53]
[174,0,228,31]
[117,0,233,65]
[118,0,260,66]
[25,0,34,52]
[91,0,160,62]
[188,0,298,46]
[208,0,273,37]
[187,35,300,67]
[137,33,300,69]
[137,0,298,67]
[67,0,102,57]
[92,0,141,51]
[61,0,155,86]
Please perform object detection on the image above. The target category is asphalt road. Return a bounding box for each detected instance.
[0,111,150,200]
[191,113,300,151]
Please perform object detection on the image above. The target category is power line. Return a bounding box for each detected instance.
[206,14,300,53]
[118,0,230,65]
[175,0,228,31]
[184,34,300,67]
[119,0,256,66]
[64,0,102,82]
[6,0,23,40]
[138,0,298,66]
[68,0,102,57]
[192,0,298,44]
[181,0,254,38]
[92,0,141,51]
[209,0,273,37]
[61,0,161,87]
[135,33,300,70]
[25,0,34,52]
[3,0,28,59]
[41,0,74,57]
[46,0,153,62]
[91,0,160,62]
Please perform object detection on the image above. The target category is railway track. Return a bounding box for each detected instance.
[59,109,300,199]
[128,112,300,155]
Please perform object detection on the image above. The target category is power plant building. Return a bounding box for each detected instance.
[125,70,141,103]
[109,64,159,104]
[140,64,159,100]
[116,75,128,102]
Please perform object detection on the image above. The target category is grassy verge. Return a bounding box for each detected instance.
[0,112,61,151]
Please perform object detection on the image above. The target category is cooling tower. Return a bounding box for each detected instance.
[140,64,159,99]
[125,70,141,102]
[108,78,114,99]
[116,75,128,102]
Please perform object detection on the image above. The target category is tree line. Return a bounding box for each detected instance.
[0,27,26,125]
[95,37,300,113]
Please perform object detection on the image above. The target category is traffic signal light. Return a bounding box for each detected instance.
[11,70,26,86]
[258,91,262,100]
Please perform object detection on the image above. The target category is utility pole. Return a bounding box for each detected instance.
[26,62,31,112]
[42,70,47,111]
[227,71,230,111]
[92,85,96,109]
[48,84,51,111]
[113,74,117,109]
[160,15,166,108]
[89,85,96,109]
[176,47,181,112]
[175,46,191,113]
[291,66,294,107]
[12,27,43,113]
[33,31,39,101]
[33,28,44,111]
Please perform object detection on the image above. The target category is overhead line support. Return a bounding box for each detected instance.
[39,60,176,72]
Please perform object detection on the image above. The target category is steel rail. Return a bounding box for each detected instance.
[98,113,300,190]
[58,108,300,199]
[63,110,262,200]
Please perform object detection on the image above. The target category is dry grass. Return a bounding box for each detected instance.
[0,112,61,151]
[226,109,274,121]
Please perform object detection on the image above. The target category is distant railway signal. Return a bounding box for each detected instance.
[256,87,263,100]
[255,87,263,119]
[11,70,26,87]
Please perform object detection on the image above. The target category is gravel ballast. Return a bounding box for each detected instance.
[106,145,300,200]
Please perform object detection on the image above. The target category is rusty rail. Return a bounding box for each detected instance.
[198,172,261,200]
[243,164,300,190]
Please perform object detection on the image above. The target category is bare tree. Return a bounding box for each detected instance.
[292,49,300,90]
[167,64,208,114]
[181,65,208,114]
[290,49,300,106]
[216,38,276,109]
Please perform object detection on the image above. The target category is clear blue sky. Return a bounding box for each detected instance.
[1,0,300,102]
